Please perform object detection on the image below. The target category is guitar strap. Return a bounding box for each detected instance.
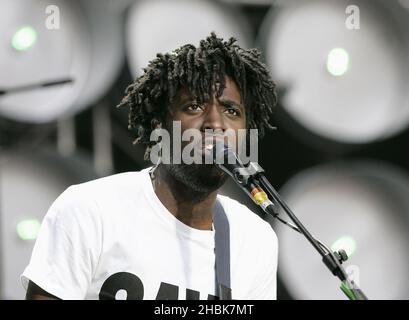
[213,199,232,300]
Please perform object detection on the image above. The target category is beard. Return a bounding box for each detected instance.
[157,123,230,202]
[165,162,228,199]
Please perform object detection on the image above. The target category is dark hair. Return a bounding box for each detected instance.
[117,32,277,159]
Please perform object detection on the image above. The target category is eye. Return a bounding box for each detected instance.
[185,103,204,112]
[224,107,241,117]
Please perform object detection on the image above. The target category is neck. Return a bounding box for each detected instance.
[151,165,217,230]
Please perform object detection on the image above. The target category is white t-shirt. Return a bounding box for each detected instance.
[21,167,278,300]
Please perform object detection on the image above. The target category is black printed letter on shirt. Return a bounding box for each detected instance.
[99,272,144,300]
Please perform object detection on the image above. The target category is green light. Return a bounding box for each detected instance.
[331,235,357,258]
[326,48,349,76]
[16,219,41,241]
[11,26,37,51]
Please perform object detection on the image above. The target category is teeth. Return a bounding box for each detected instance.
[202,136,224,153]
[204,144,214,150]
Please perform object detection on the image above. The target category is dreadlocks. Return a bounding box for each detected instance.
[117,32,277,159]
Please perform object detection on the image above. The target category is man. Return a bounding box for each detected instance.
[22,32,278,300]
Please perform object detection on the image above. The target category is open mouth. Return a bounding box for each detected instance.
[177,134,230,165]
[198,135,226,163]
[202,135,225,149]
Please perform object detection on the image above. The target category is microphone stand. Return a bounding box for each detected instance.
[220,161,368,300]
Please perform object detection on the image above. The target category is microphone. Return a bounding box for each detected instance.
[213,144,277,215]
[213,144,245,181]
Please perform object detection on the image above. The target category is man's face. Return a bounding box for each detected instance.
[164,75,246,195]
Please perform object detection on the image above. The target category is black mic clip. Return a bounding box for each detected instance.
[231,162,265,186]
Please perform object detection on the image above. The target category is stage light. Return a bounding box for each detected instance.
[125,0,251,77]
[16,219,41,241]
[258,0,409,145]
[398,0,409,10]
[326,48,349,77]
[0,148,98,299]
[275,160,409,299]
[330,235,357,258]
[11,26,37,52]
[0,0,124,123]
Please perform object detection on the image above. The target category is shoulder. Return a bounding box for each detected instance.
[46,168,150,226]
[66,168,149,199]
[57,167,151,206]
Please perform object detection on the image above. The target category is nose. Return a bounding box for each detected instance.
[201,101,225,132]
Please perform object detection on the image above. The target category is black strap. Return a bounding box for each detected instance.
[213,199,232,300]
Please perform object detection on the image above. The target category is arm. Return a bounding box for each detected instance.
[25,280,60,300]
[21,186,101,300]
